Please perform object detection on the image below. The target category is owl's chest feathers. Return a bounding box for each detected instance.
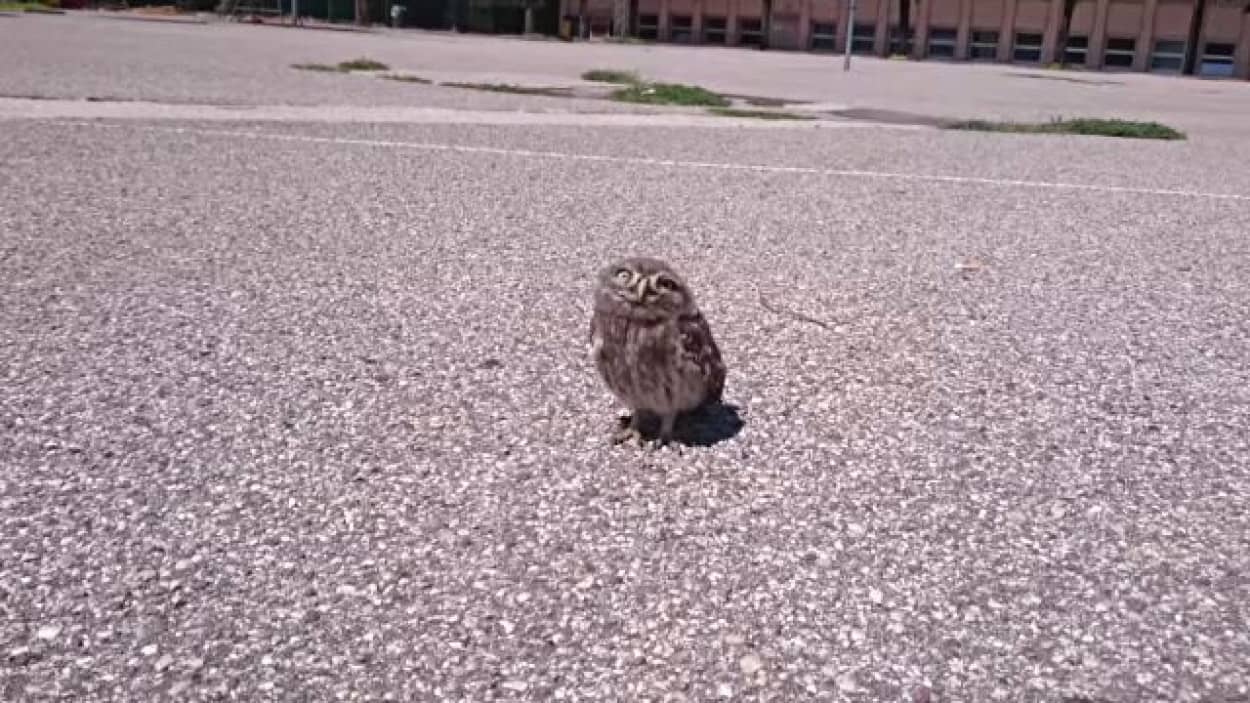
[591,313,673,365]
[591,311,711,414]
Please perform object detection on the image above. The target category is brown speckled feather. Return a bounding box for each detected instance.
[676,311,725,406]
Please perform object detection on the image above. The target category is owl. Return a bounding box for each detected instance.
[589,256,727,447]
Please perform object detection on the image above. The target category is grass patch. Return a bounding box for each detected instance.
[946,117,1185,140]
[581,69,640,85]
[442,82,572,97]
[336,58,389,71]
[0,0,60,11]
[291,63,342,72]
[383,74,432,84]
[708,107,816,121]
[292,58,391,73]
[611,82,730,107]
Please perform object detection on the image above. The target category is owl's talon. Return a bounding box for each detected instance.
[611,427,645,447]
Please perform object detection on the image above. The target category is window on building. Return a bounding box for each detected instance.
[638,14,658,40]
[1103,36,1135,68]
[1013,32,1042,62]
[670,14,693,42]
[810,21,836,51]
[703,16,726,44]
[851,23,876,53]
[969,30,999,60]
[927,27,957,58]
[889,25,914,55]
[1064,35,1088,65]
[738,17,763,46]
[1199,42,1236,77]
[1150,39,1185,72]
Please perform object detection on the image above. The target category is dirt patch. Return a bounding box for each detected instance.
[1007,71,1125,87]
[723,93,812,108]
[442,82,575,97]
[826,107,956,127]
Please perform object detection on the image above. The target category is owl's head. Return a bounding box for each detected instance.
[595,257,696,320]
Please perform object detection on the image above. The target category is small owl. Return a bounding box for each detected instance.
[589,256,727,447]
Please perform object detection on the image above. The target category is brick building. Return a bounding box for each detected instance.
[565,0,1250,78]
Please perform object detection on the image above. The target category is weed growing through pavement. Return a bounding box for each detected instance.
[336,58,389,71]
[946,117,1185,140]
[611,82,730,107]
[292,58,390,73]
[581,69,640,84]
[382,74,433,84]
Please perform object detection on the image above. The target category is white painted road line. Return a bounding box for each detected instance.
[50,119,1250,203]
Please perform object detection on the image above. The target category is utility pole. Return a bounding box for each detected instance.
[843,0,856,70]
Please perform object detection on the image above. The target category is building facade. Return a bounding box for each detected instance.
[566,0,1250,78]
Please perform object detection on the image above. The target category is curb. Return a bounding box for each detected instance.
[244,19,377,33]
[91,13,209,24]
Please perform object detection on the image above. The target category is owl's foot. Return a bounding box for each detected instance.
[611,412,679,450]
[612,412,655,448]
[610,425,646,447]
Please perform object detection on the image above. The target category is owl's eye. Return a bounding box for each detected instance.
[655,276,678,292]
[614,269,632,284]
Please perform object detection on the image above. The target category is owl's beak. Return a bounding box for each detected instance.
[634,277,651,301]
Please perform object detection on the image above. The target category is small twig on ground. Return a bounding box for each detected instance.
[758,293,839,332]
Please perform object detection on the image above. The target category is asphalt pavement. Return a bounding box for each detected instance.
[2,12,1249,703]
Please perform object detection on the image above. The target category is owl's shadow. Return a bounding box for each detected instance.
[628,402,745,448]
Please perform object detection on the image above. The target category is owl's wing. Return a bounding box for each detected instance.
[677,311,726,404]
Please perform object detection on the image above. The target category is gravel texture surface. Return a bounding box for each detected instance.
[3,117,1249,702]
[3,16,1250,703]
